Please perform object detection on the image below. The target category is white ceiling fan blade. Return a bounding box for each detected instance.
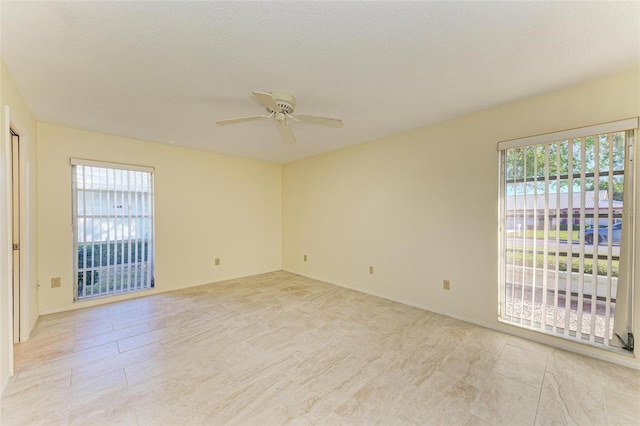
[252,91,280,112]
[216,115,267,125]
[277,124,296,145]
[295,114,344,128]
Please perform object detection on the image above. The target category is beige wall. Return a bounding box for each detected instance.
[0,60,38,391]
[37,124,282,314]
[282,68,640,368]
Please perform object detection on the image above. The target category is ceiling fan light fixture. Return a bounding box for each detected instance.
[275,112,287,124]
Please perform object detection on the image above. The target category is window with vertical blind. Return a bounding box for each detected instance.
[71,159,155,301]
[498,118,637,351]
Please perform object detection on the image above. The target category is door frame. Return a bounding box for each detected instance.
[10,128,20,343]
[6,113,31,346]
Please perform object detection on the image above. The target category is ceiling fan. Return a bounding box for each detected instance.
[216,91,344,145]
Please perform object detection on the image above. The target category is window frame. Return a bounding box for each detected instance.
[71,158,156,302]
[497,118,637,352]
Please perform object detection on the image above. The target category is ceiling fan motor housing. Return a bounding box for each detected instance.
[270,91,295,114]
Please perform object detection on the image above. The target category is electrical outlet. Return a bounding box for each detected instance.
[51,277,61,288]
[369,266,374,274]
[443,279,450,290]
[214,258,220,266]
[304,254,307,262]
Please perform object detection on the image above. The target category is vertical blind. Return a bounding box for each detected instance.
[498,118,637,349]
[71,159,155,301]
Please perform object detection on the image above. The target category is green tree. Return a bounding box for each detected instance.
[505,132,625,199]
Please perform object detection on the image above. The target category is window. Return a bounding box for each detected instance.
[498,118,637,350]
[72,159,155,301]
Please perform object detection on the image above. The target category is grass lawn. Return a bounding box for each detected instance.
[523,230,580,241]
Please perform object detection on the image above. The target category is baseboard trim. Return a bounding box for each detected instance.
[39,269,284,316]
[285,269,639,370]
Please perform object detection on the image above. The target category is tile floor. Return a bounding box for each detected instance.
[1,271,639,425]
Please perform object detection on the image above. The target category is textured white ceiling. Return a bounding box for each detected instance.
[1,1,639,163]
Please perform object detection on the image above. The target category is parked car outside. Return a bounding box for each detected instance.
[584,222,622,244]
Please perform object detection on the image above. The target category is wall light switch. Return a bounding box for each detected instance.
[214,258,220,266]
[51,277,61,288]
[369,266,374,274]
[304,255,308,262]
[443,280,451,290]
